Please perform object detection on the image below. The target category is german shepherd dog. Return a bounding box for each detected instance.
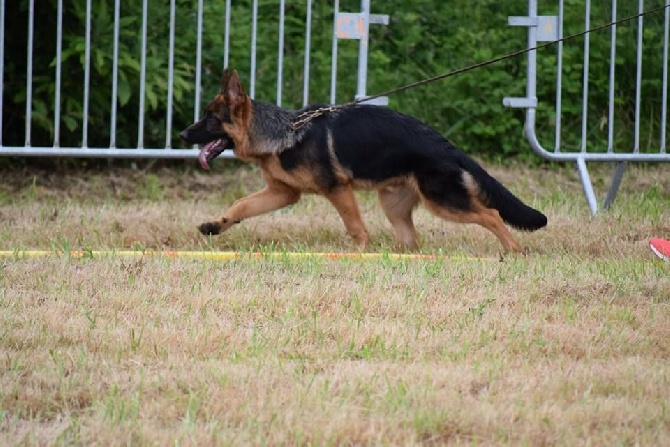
[180,69,547,253]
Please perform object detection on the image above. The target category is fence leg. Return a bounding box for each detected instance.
[602,161,627,211]
[576,157,598,216]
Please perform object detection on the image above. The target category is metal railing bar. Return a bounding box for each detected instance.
[330,0,340,104]
[580,0,591,153]
[277,0,285,106]
[0,0,5,145]
[82,0,91,147]
[250,0,258,99]
[166,0,176,149]
[137,0,149,148]
[607,0,617,153]
[356,0,370,100]
[110,0,120,148]
[633,0,644,154]
[54,0,63,147]
[0,147,233,159]
[303,0,313,107]
[661,0,669,153]
[25,0,35,146]
[224,0,231,68]
[554,0,564,153]
[194,0,204,120]
[13,144,662,162]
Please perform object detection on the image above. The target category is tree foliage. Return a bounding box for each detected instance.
[4,0,668,161]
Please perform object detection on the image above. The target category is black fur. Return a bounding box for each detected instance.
[280,105,547,231]
[450,152,547,230]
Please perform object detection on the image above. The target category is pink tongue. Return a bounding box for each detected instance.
[198,149,211,171]
[197,140,221,171]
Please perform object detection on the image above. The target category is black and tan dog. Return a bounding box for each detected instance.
[180,69,547,253]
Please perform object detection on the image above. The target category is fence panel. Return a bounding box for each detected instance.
[505,0,670,214]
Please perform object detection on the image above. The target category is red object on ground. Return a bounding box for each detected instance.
[649,238,670,262]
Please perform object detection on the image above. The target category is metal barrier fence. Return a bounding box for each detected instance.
[0,0,386,160]
[504,0,670,214]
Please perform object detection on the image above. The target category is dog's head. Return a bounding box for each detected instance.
[180,69,249,170]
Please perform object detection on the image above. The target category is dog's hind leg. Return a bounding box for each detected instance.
[324,186,370,247]
[422,199,523,253]
[377,185,420,250]
[198,183,300,235]
[461,207,524,253]
[415,166,524,253]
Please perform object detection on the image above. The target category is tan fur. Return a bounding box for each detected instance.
[213,178,300,233]
[377,183,420,250]
[259,158,321,193]
[223,95,253,159]
[327,129,353,184]
[323,186,370,247]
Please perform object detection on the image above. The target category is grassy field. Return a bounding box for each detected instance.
[1,161,669,446]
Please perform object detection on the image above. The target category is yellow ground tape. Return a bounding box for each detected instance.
[0,250,496,262]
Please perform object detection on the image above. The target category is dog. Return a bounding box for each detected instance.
[180,69,547,253]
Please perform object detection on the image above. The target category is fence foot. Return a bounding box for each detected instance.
[576,157,598,216]
[602,161,627,211]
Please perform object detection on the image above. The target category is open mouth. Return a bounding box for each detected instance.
[197,139,228,170]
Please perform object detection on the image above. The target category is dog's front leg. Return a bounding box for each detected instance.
[198,185,300,235]
[324,186,370,247]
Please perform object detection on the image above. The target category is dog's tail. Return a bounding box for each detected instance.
[458,154,547,231]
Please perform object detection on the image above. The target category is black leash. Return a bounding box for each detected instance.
[291,3,670,131]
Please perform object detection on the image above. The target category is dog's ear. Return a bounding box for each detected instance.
[225,70,246,110]
[220,69,232,92]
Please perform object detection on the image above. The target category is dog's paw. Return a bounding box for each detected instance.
[198,222,221,235]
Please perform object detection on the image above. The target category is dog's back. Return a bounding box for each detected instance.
[288,105,547,232]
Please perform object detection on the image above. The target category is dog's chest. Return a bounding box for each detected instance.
[260,157,321,193]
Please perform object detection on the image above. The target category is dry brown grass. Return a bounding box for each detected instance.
[1,162,669,446]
